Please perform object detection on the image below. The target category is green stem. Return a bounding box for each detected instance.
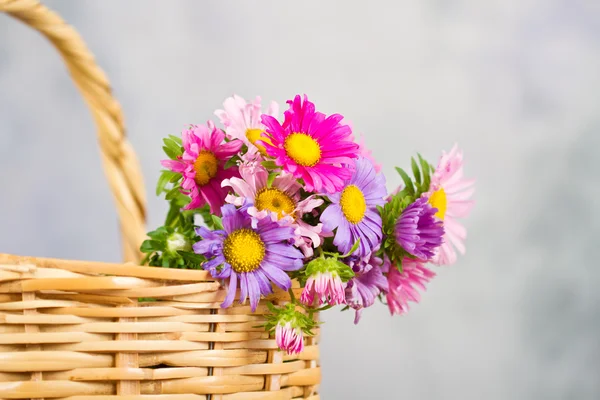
[140,253,152,266]
[288,288,297,304]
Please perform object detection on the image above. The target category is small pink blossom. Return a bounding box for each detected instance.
[386,257,435,315]
[275,322,304,355]
[300,271,346,306]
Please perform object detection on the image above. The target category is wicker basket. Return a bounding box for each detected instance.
[0,1,320,398]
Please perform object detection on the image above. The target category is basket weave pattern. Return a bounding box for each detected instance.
[0,1,321,398]
[0,255,320,399]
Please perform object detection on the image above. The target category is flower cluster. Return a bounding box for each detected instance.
[142,94,475,354]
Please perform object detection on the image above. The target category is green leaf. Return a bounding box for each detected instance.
[138,297,157,303]
[168,134,182,146]
[165,186,181,201]
[224,154,240,170]
[147,226,170,240]
[336,261,356,282]
[163,137,183,156]
[180,251,206,265]
[417,153,432,194]
[162,145,180,160]
[267,172,277,188]
[140,240,164,253]
[396,257,403,273]
[341,239,361,258]
[395,167,415,196]
[211,215,224,230]
[411,157,421,185]
[261,160,278,170]
[156,171,180,196]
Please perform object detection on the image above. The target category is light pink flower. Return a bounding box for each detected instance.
[350,132,382,173]
[215,95,278,160]
[386,257,435,315]
[221,161,324,257]
[275,322,304,355]
[425,144,475,265]
[300,271,346,306]
[161,121,242,215]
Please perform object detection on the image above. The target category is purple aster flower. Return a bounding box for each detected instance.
[345,252,388,324]
[395,197,444,260]
[194,204,304,311]
[321,157,387,257]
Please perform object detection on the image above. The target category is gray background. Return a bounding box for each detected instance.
[1,1,599,398]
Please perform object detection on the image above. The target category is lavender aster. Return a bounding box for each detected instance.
[194,204,304,311]
[345,252,388,323]
[395,197,444,260]
[321,157,387,257]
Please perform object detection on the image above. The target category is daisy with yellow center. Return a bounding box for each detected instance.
[222,161,325,258]
[424,144,475,265]
[260,94,360,194]
[194,205,304,312]
[321,157,388,257]
[215,95,278,161]
[161,121,242,215]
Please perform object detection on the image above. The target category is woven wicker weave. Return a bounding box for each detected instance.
[0,1,321,398]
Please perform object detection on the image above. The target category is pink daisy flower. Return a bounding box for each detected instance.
[260,94,360,193]
[221,161,324,257]
[386,257,435,315]
[276,321,304,355]
[350,132,382,173]
[214,95,278,160]
[300,270,346,306]
[425,144,475,265]
[161,121,242,215]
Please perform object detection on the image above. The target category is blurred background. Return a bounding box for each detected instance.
[1,1,599,398]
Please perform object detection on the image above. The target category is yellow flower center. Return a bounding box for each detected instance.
[222,229,265,273]
[193,151,218,186]
[340,185,367,224]
[255,188,296,220]
[428,188,447,220]
[245,128,272,156]
[284,133,321,167]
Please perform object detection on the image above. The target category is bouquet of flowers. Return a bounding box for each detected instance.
[141,94,475,355]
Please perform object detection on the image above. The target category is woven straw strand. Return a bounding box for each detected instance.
[0,0,147,263]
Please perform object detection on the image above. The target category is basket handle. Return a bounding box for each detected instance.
[1,0,147,263]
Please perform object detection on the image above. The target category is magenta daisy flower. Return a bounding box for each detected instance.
[385,257,435,315]
[260,94,360,193]
[425,144,475,265]
[345,252,388,323]
[321,157,387,257]
[193,204,304,311]
[395,197,444,260]
[214,95,278,160]
[221,161,324,257]
[161,121,242,215]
